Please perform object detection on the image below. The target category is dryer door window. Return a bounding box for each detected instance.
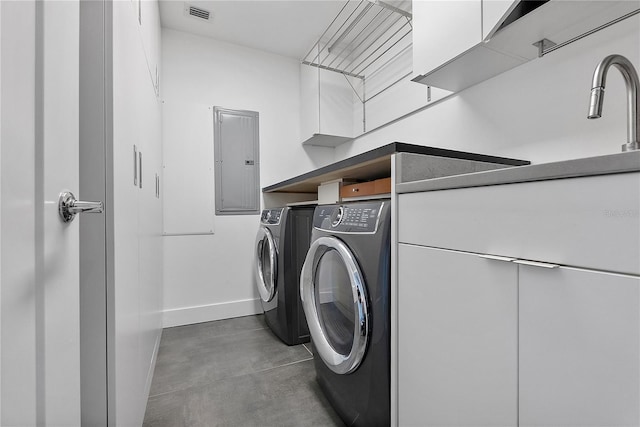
[300,236,369,375]
[254,227,277,302]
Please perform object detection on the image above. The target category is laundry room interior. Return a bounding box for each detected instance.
[1,0,639,426]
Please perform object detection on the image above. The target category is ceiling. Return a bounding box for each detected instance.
[158,0,350,59]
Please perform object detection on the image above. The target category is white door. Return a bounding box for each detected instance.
[0,1,98,424]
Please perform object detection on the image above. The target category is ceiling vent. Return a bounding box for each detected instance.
[184,4,212,22]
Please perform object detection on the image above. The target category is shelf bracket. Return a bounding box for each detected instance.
[532,38,557,58]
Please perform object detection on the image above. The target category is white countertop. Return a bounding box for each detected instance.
[396,150,640,194]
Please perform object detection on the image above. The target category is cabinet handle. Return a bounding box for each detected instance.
[512,259,559,269]
[138,152,143,189]
[477,254,515,262]
[133,145,138,186]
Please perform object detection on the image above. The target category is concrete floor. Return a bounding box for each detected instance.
[143,314,345,427]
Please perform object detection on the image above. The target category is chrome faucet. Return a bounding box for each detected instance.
[588,54,640,152]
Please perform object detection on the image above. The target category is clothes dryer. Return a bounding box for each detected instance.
[300,200,391,426]
[255,206,314,345]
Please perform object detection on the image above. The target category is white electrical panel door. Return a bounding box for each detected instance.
[214,107,260,215]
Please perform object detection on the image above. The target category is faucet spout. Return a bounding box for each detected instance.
[587,54,640,152]
[588,87,604,119]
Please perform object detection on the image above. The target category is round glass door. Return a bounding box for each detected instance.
[300,236,369,374]
[254,227,277,302]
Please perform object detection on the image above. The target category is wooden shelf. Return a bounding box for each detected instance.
[341,177,392,199]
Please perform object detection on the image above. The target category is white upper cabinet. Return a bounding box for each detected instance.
[412,0,640,91]
[137,0,161,96]
[412,0,482,80]
[412,0,519,80]
[482,0,519,39]
[300,64,355,147]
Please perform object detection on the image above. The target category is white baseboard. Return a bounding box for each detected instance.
[162,298,263,328]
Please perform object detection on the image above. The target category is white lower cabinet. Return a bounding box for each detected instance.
[398,243,640,426]
[398,244,518,427]
[396,173,640,426]
[519,265,639,426]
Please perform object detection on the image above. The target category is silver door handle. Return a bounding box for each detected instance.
[58,191,104,223]
[477,254,515,262]
[512,259,559,269]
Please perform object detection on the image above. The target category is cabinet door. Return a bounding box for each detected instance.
[520,265,640,426]
[137,84,163,402]
[138,0,161,95]
[300,63,354,144]
[482,0,519,40]
[318,68,353,138]
[412,0,481,79]
[300,63,320,139]
[398,244,518,426]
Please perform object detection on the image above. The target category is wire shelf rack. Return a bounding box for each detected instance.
[302,0,412,84]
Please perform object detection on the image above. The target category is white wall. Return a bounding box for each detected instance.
[336,14,640,164]
[161,29,333,327]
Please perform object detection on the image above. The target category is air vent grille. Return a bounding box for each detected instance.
[188,5,210,21]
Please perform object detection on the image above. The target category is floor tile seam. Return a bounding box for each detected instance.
[157,327,271,354]
[302,343,313,356]
[208,325,269,339]
[147,356,314,400]
[251,356,314,375]
[160,326,269,345]
[162,316,266,333]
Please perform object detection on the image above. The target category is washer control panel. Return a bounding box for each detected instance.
[260,208,283,225]
[314,201,386,233]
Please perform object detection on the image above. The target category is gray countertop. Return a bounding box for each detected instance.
[396,150,640,194]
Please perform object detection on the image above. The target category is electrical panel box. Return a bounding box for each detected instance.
[213,107,260,215]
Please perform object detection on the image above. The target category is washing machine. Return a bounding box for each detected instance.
[300,200,391,426]
[254,206,315,346]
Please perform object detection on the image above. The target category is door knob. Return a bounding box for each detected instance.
[58,191,104,223]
